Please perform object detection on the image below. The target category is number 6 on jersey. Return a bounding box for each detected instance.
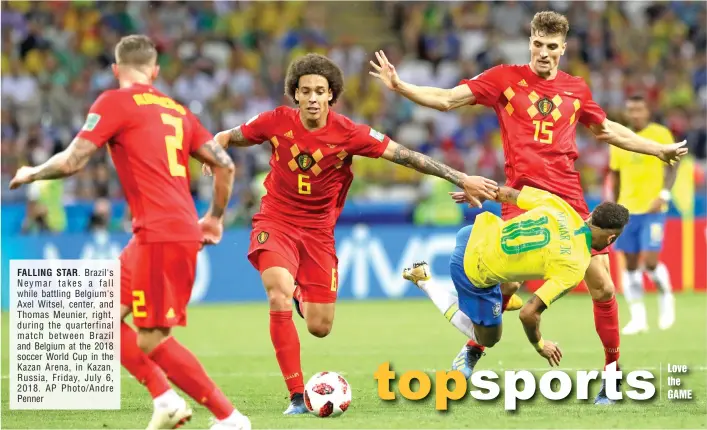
[298,174,311,195]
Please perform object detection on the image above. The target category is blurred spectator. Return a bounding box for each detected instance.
[1,1,705,233]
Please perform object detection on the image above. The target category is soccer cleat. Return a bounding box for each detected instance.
[146,398,192,430]
[451,343,485,379]
[658,294,675,330]
[283,392,308,415]
[621,319,648,335]
[594,378,622,405]
[209,412,252,430]
[505,294,523,311]
[292,283,304,319]
[402,261,431,285]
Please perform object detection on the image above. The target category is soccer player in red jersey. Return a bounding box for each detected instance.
[370,11,687,404]
[206,53,498,414]
[10,35,250,430]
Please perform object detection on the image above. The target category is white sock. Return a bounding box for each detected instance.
[648,263,675,321]
[153,389,181,409]
[647,263,673,294]
[622,270,644,303]
[418,279,477,340]
[622,270,646,325]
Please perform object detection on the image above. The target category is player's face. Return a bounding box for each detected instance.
[625,100,650,130]
[592,230,619,251]
[529,33,566,77]
[295,75,332,123]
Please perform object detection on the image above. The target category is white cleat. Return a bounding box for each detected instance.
[402,261,431,286]
[146,398,192,430]
[658,294,675,330]
[210,412,251,430]
[621,320,648,335]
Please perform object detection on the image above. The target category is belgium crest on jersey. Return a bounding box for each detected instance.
[537,97,554,116]
[257,231,269,244]
[296,153,314,171]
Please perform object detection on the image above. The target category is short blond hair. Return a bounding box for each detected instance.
[115,35,157,67]
[530,11,570,39]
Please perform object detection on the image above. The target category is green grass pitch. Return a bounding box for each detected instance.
[2,293,706,429]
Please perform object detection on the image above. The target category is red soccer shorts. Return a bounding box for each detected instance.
[502,196,609,256]
[120,238,200,328]
[248,219,338,304]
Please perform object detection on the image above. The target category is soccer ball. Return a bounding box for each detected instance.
[304,371,352,417]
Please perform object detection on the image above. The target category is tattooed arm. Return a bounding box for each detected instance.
[495,186,521,206]
[192,140,236,219]
[380,140,498,207]
[9,138,98,189]
[214,126,259,149]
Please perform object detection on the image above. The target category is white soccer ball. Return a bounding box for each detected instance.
[304,371,352,417]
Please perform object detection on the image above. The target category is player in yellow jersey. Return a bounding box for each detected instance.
[610,95,678,335]
[403,186,629,374]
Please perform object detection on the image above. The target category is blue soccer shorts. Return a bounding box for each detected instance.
[614,212,667,254]
[449,224,503,327]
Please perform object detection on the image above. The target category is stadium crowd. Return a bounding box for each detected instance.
[1,1,705,234]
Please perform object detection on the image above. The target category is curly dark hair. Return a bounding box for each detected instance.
[591,202,630,230]
[284,53,344,106]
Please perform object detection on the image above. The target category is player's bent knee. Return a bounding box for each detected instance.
[307,320,333,338]
[475,325,501,348]
[261,268,296,311]
[136,328,169,354]
[587,278,615,301]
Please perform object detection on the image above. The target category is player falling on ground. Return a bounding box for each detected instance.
[403,186,630,368]
[10,35,250,430]
[204,53,498,415]
[370,10,687,404]
[610,95,678,335]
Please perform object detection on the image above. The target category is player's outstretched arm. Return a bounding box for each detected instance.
[369,50,475,111]
[9,137,98,189]
[214,126,259,149]
[589,119,688,165]
[519,295,562,367]
[381,140,497,207]
[192,140,235,219]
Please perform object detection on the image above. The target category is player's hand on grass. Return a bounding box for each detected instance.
[201,163,212,177]
[658,140,688,165]
[369,50,401,90]
[9,166,37,189]
[199,216,223,246]
[537,340,563,367]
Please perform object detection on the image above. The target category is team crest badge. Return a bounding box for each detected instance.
[492,302,502,317]
[296,153,314,171]
[257,231,269,244]
[537,97,554,116]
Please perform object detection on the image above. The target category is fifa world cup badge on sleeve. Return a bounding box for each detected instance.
[82,113,101,131]
[369,128,385,142]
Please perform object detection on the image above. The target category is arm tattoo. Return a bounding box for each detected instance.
[390,144,465,187]
[32,138,96,181]
[204,140,234,168]
[227,127,254,147]
[521,295,546,344]
[496,186,520,205]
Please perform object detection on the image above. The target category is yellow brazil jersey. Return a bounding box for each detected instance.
[609,123,674,214]
[463,186,592,307]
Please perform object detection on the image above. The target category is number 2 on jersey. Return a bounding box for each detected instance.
[500,216,551,255]
[162,113,186,177]
[533,120,553,144]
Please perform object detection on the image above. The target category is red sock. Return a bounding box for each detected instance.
[149,337,235,420]
[466,340,486,352]
[501,294,512,312]
[120,322,170,398]
[270,310,304,396]
[592,297,620,367]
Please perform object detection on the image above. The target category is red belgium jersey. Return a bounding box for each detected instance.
[240,106,390,230]
[461,64,607,213]
[77,84,212,243]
